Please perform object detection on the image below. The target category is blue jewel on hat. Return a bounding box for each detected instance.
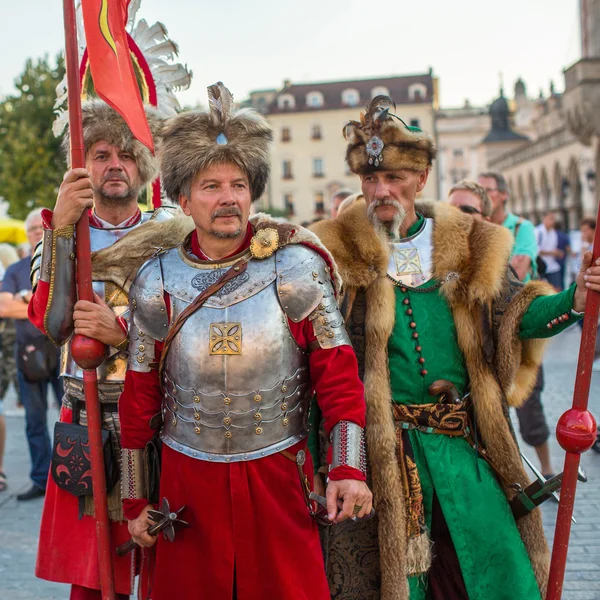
[216,132,228,145]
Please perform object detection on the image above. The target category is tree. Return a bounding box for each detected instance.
[0,54,66,219]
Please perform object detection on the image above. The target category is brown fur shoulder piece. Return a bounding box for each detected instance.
[160,83,273,202]
[62,99,163,187]
[92,214,194,293]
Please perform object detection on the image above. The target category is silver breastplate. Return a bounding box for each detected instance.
[159,248,311,462]
[61,218,151,383]
[387,217,434,288]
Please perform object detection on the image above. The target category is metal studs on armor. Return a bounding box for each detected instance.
[224,431,232,439]
[254,413,262,421]
[194,413,200,421]
[138,345,145,352]
[255,427,263,435]
[223,417,232,426]
[281,403,288,411]
[254,394,262,402]
[281,385,287,393]
[223,397,231,405]
[137,356,145,363]
[194,427,201,435]
[282,418,289,427]
[193,396,201,403]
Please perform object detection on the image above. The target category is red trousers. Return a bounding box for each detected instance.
[70,584,129,599]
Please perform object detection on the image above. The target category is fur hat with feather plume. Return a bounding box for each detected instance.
[344,96,436,174]
[159,82,273,202]
[61,99,163,188]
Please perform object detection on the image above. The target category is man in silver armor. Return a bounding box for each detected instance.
[118,82,371,600]
[28,100,169,600]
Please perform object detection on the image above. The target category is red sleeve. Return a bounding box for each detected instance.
[288,317,366,482]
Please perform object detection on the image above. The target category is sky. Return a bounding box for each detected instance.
[3,0,582,109]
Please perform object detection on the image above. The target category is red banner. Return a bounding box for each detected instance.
[81,0,154,152]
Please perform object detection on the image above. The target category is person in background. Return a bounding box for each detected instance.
[448,179,492,220]
[16,242,31,260]
[572,218,595,286]
[0,243,20,492]
[330,188,354,219]
[479,171,555,479]
[555,223,571,289]
[0,209,63,501]
[536,211,564,291]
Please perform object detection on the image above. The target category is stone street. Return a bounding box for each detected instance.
[1,324,600,599]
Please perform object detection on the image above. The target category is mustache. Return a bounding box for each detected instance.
[102,170,129,185]
[211,207,242,221]
[369,198,402,211]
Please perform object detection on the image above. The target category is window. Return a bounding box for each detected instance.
[281,127,291,142]
[453,148,464,157]
[313,158,324,178]
[408,83,427,102]
[277,93,295,110]
[410,119,420,129]
[315,191,325,214]
[311,125,322,140]
[284,193,295,216]
[306,91,324,108]
[371,86,390,98]
[341,88,360,107]
[282,160,293,180]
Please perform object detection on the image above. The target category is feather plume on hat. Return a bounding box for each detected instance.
[344,95,436,175]
[160,82,273,202]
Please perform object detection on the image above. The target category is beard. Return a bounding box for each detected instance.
[209,206,243,239]
[94,170,140,206]
[367,198,407,243]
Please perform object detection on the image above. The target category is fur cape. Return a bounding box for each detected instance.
[311,198,554,600]
[91,212,339,294]
[62,100,163,187]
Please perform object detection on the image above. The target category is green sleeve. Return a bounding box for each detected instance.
[307,396,322,475]
[520,284,580,339]
[512,220,538,262]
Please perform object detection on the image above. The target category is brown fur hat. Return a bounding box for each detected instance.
[344,96,436,174]
[61,99,163,187]
[159,82,273,202]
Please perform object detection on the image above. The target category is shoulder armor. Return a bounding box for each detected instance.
[275,244,332,323]
[130,255,169,342]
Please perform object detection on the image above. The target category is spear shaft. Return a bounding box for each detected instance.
[62,0,115,597]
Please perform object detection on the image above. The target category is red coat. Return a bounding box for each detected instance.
[29,210,140,595]
[120,231,366,600]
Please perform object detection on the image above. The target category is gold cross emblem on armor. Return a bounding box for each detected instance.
[393,248,422,276]
[209,323,242,355]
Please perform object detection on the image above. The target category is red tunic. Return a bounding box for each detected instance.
[119,229,366,600]
[29,209,139,596]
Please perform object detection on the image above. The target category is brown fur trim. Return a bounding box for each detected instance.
[91,214,194,292]
[497,280,555,407]
[62,100,162,187]
[363,276,409,599]
[160,104,272,202]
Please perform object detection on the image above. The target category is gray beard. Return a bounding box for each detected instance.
[210,228,242,239]
[94,183,140,207]
[367,199,407,243]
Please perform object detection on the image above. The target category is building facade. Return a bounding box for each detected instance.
[248,73,439,223]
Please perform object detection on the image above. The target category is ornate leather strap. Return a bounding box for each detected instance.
[158,256,250,385]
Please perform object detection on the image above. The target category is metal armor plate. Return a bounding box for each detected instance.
[151,246,312,462]
[387,217,434,288]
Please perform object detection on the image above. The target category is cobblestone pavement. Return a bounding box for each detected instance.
[1,325,600,599]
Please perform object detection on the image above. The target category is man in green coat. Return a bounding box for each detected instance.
[310,96,600,600]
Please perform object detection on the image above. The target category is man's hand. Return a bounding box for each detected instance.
[127,504,157,548]
[574,251,600,313]
[510,254,532,282]
[73,292,126,346]
[51,169,94,229]
[326,479,373,524]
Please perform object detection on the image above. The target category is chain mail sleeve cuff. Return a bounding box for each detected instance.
[330,420,367,477]
[121,448,147,501]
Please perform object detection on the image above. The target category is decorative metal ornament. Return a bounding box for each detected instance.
[216,132,228,145]
[250,228,279,259]
[366,135,385,167]
[209,323,242,355]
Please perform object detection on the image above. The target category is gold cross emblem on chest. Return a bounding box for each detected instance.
[393,248,422,276]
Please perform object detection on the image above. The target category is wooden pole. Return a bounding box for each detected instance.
[62,0,115,597]
[546,137,600,600]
